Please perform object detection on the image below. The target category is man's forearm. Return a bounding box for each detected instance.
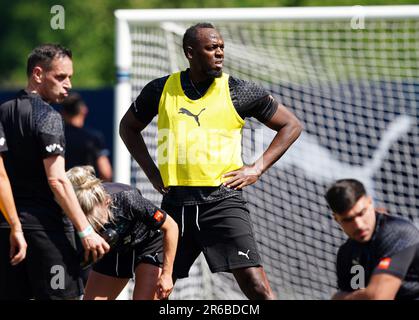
[0,169,21,230]
[120,123,160,181]
[48,176,90,232]
[254,121,302,175]
[96,155,113,182]
[332,289,371,300]
[161,218,178,277]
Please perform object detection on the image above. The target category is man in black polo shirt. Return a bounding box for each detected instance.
[325,179,419,300]
[0,44,109,299]
[62,93,113,182]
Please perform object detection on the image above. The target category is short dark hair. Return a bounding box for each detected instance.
[62,92,85,116]
[27,44,72,77]
[325,179,367,214]
[182,22,216,55]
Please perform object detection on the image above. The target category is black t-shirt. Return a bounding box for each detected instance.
[129,70,279,205]
[64,124,110,173]
[130,69,277,126]
[0,90,72,231]
[102,182,167,251]
[336,213,419,299]
[0,121,7,153]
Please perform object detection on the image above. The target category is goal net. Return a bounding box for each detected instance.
[114,6,419,299]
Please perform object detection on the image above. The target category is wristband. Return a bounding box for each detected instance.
[78,225,94,238]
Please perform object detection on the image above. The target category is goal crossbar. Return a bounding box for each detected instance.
[114,5,419,184]
[115,6,419,23]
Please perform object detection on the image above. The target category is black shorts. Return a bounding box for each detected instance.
[92,230,163,279]
[0,229,83,300]
[162,194,262,279]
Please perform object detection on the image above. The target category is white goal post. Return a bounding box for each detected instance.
[114,6,418,299]
[114,5,419,184]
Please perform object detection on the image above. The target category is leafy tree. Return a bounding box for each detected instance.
[0,0,417,88]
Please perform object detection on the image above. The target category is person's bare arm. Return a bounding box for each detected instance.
[96,155,113,182]
[43,155,110,262]
[119,109,168,194]
[156,214,178,299]
[332,273,402,300]
[224,101,302,189]
[0,154,27,265]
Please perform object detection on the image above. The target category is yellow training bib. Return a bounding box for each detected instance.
[157,72,245,187]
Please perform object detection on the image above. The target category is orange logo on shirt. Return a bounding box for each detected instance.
[153,210,164,222]
[377,257,392,270]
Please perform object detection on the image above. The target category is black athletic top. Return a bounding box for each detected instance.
[130,69,278,206]
[0,122,7,153]
[336,213,419,299]
[0,90,72,231]
[64,123,110,173]
[102,182,167,251]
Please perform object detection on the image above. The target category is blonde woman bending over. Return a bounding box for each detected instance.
[67,166,178,300]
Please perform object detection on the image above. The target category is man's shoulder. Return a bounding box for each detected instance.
[144,75,170,91]
[18,90,53,110]
[31,101,62,135]
[73,125,102,139]
[228,75,269,100]
[375,214,419,254]
[65,124,96,141]
[0,99,13,118]
[228,74,262,89]
[85,127,105,139]
[23,92,58,118]
[0,97,14,109]
[0,90,60,124]
[0,90,26,109]
[33,101,61,122]
[135,75,170,102]
[378,214,418,236]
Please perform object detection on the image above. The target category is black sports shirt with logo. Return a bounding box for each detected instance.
[131,69,277,125]
[102,182,167,250]
[336,213,419,299]
[0,90,70,231]
[129,69,279,205]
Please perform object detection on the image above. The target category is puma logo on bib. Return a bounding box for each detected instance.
[179,107,206,126]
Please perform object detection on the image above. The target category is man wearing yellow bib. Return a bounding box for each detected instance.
[120,23,302,299]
